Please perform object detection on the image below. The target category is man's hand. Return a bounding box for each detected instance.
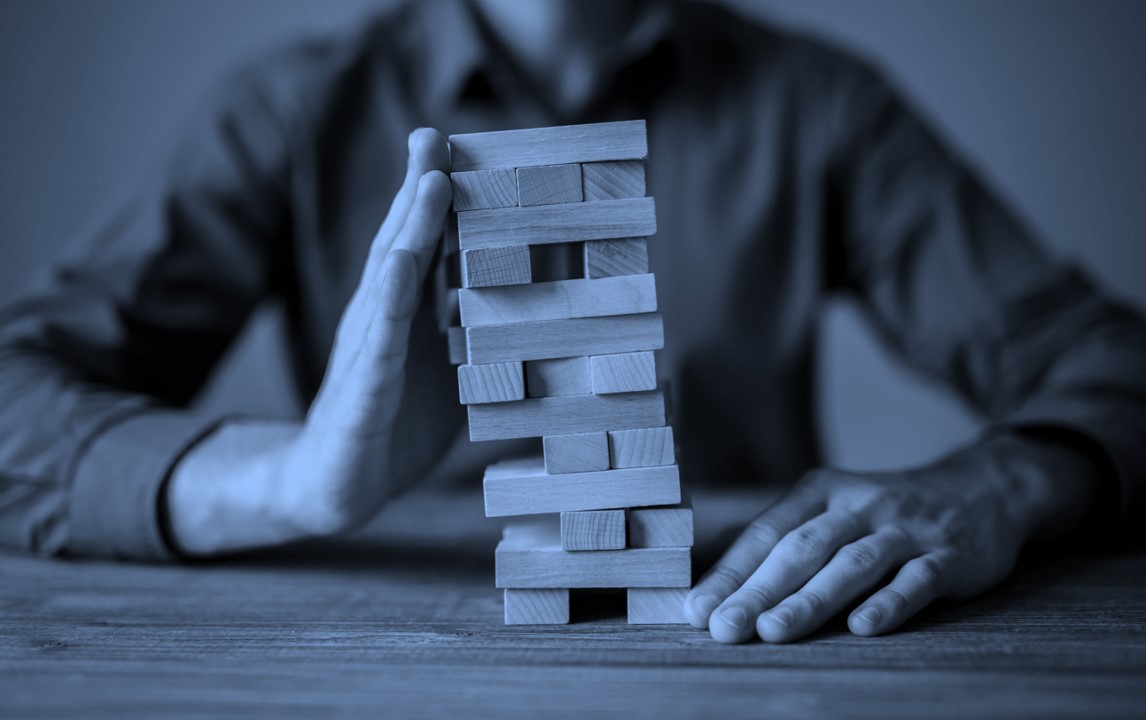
[166,128,453,555]
[685,433,1098,643]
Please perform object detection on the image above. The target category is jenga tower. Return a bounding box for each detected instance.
[443,121,693,625]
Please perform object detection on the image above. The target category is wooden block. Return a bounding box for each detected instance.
[451,168,518,211]
[543,432,609,473]
[466,313,663,365]
[560,509,626,551]
[483,456,680,517]
[468,390,665,442]
[629,504,694,548]
[459,274,657,328]
[516,164,583,207]
[581,160,646,200]
[590,351,657,394]
[496,518,689,588]
[449,120,647,172]
[447,326,467,365]
[461,246,532,288]
[584,238,649,279]
[504,588,569,625]
[457,197,656,250]
[609,426,675,468]
[525,357,592,398]
[457,362,525,405]
[627,588,688,624]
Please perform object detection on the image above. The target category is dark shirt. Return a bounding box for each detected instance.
[2,0,1144,560]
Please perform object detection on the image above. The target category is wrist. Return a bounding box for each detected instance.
[979,430,1100,545]
[167,419,304,556]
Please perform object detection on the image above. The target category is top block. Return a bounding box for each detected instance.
[448,120,647,172]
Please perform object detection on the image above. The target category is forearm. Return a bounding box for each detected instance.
[165,419,305,557]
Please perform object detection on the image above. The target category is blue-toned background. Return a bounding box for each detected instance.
[1,0,1143,471]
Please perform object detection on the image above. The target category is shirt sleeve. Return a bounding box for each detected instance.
[0,59,294,560]
[821,57,1146,536]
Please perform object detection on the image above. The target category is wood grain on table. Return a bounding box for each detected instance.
[2,489,1145,719]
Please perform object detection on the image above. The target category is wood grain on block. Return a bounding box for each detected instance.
[525,357,592,397]
[584,238,649,278]
[457,362,525,405]
[582,160,646,200]
[516,164,583,206]
[497,518,689,588]
[451,168,517,211]
[459,273,657,328]
[543,432,609,474]
[504,588,569,625]
[468,390,665,442]
[627,587,688,624]
[466,313,663,365]
[483,456,680,517]
[461,246,532,288]
[629,503,694,548]
[591,351,657,394]
[457,197,656,250]
[447,326,467,365]
[560,509,626,551]
[608,426,675,468]
[448,120,647,172]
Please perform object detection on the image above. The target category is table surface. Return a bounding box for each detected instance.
[3,488,1145,719]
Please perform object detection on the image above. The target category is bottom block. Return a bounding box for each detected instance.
[627,587,689,624]
[505,588,570,625]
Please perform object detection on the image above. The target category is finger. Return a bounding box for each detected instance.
[310,173,450,427]
[389,169,452,278]
[756,529,917,643]
[708,510,867,644]
[364,127,450,279]
[685,482,825,630]
[847,551,954,637]
[357,172,451,383]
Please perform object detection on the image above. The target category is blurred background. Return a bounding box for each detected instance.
[1,0,1143,472]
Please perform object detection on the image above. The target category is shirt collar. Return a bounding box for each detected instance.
[421,0,490,112]
[421,0,678,114]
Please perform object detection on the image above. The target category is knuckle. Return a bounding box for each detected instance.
[795,588,829,615]
[783,525,827,559]
[705,564,746,589]
[737,584,777,609]
[910,556,947,595]
[837,540,880,570]
[745,516,785,547]
[882,588,911,614]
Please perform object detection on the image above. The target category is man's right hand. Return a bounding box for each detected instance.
[165,128,453,556]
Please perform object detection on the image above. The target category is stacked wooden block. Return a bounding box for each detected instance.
[445,121,693,625]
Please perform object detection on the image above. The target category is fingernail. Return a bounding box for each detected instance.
[718,605,749,630]
[690,594,719,619]
[857,607,882,626]
[764,607,793,628]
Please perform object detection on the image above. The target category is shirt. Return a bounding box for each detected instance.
[2,0,1144,561]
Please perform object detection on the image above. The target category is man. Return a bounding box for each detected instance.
[1,0,1143,646]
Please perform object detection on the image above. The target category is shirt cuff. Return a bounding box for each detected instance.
[67,409,229,561]
[994,392,1146,538]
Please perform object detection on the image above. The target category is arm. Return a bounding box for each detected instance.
[0,61,292,560]
[0,42,454,560]
[166,130,452,555]
[686,53,1146,642]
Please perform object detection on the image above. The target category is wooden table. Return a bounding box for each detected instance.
[3,488,1145,719]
